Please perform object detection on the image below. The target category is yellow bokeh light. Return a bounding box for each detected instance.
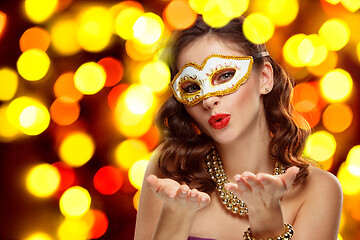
[304,130,336,162]
[114,94,155,138]
[0,105,21,141]
[26,232,53,240]
[133,12,164,45]
[337,234,343,240]
[133,190,141,210]
[129,159,149,189]
[243,13,274,44]
[306,34,328,66]
[0,68,18,101]
[115,139,149,170]
[140,61,170,93]
[59,132,95,167]
[24,0,58,23]
[319,19,350,51]
[26,163,60,197]
[114,7,143,40]
[77,6,113,52]
[218,0,249,18]
[202,4,232,28]
[188,0,217,14]
[266,0,299,26]
[125,39,158,61]
[50,17,81,56]
[57,217,90,240]
[322,103,353,133]
[297,36,314,65]
[340,0,360,12]
[346,145,360,172]
[74,62,106,95]
[307,51,337,76]
[18,104,50,136]
[337,163,360,195]
[6,96,50,136]
[59,186,91,218]
[115,94,146,126]
[116,113,153,138]
[320,68,353,102]
[7,96,36,128]
[283,33,307,67]
[17,49,50,81]
[326,0,341,4]
[124,84,154,115]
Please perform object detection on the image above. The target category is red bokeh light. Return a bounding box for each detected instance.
[89,209,109,239]
[52,161,76,191]
[107,83,129,109]
[93,166,124,195]
[98,57,124,87]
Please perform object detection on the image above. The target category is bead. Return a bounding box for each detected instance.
[232,207,239,213]
[205,147,287,218]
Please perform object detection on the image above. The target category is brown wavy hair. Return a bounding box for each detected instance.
[155,16,311,194]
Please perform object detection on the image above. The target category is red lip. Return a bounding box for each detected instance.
[208,114,231,130]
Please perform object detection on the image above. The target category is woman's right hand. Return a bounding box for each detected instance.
[146,174,211,212]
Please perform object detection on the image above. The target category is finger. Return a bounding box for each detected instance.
[176,185,190,200]
[146,175,160,193]
[242,173,264,192]
[189,189,199,203]
[199,192,211,206]
[224,182,239,193]
[280,166,299,189]
[236,177,252,192]
[257,173,284,195]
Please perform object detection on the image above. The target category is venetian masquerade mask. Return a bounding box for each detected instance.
[170,54,254,106]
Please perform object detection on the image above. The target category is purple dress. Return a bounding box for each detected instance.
[188,237,216,240]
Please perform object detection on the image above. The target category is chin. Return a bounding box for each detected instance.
[209,131,239,145]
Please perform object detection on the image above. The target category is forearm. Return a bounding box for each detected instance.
[247,203,285,239]
[151,205,196,240]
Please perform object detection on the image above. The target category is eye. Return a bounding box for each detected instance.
[213,69,236,85]
[181,81,201,93]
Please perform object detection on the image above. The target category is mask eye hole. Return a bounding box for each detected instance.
[212,68,236,85]
[181,81,201,93]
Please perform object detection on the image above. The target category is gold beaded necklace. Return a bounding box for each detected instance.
[205,148,286,216]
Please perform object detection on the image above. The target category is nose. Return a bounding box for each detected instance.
[202,96,220,109]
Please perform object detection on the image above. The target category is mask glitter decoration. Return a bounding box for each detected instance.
[170,54,254,106]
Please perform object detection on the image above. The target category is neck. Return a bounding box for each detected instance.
[213,115,274,178]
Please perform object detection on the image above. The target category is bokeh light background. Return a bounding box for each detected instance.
[0,0,359,239]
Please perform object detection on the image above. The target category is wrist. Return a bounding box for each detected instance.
[243,223,294,240]
[247,205,284,238]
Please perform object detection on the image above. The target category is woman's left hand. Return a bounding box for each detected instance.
[224,166,299,238]
[225,166,299,211]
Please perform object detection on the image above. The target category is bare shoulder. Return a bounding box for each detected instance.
[305,166,343,197]
[146,143,165,175]
[134,143,165,240]
[290,166,343,239]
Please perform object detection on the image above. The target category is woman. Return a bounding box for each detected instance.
[134,16,343,240]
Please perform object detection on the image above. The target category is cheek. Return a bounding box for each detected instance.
[184,105,200,121]
[184,105,209,130]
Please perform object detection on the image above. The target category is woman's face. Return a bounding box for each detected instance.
[176,35,273,145]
